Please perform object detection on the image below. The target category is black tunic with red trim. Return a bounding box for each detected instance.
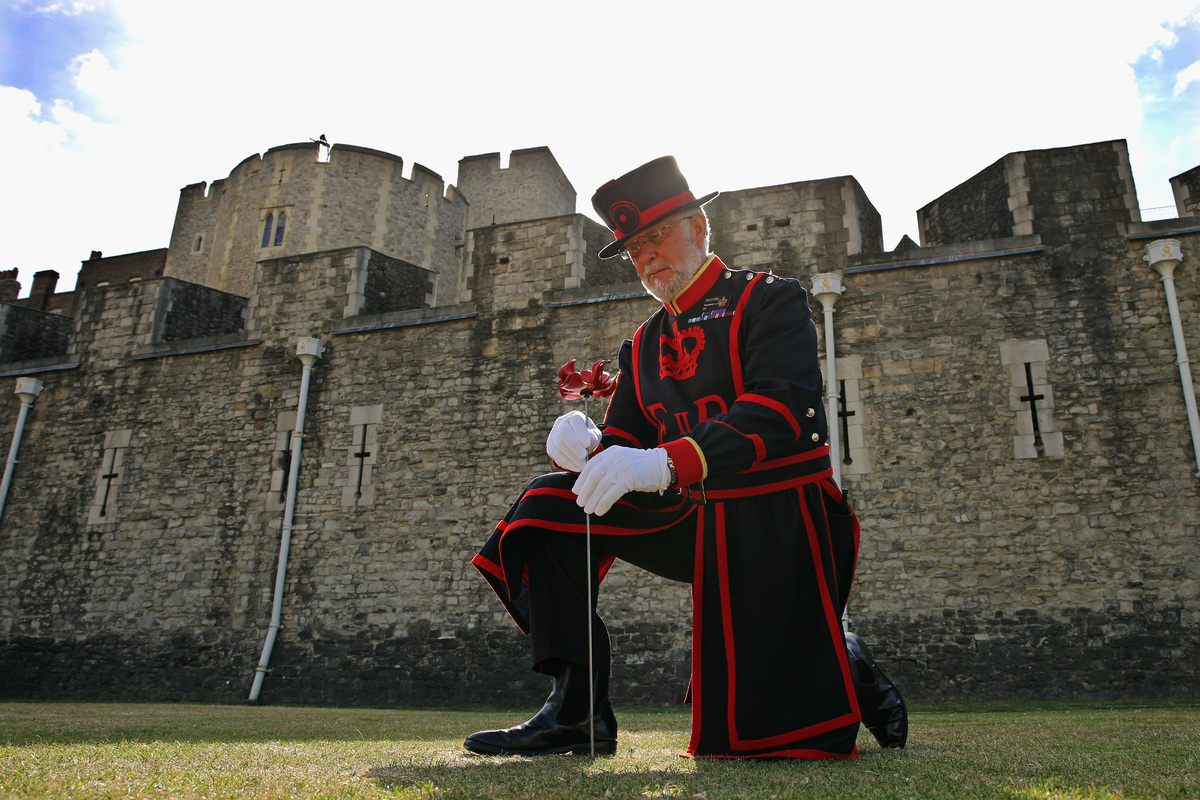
[472,255,862,759]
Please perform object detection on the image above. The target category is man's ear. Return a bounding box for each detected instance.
[688,213,708,248]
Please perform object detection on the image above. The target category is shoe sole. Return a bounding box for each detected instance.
[463,738,617,757]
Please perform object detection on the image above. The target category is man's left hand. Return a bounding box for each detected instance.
[573,447,670,516]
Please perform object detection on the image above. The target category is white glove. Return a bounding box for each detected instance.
[546,410,601,472]
[574,447,671,516]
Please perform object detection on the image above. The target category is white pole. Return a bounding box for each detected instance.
[0,377,44,526]
[811,274,850,631]
[250,337,323,702]
[1145,240,1200,478]
[811,274,845,486]
[583,395,595,758]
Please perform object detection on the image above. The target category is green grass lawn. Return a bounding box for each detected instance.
[1,700,1197,799]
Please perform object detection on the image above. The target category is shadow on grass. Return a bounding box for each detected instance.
[363,747,892,798]
[362,719,912,798]
[0,702,502,746]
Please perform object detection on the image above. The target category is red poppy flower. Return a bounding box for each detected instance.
[558,359,615,400]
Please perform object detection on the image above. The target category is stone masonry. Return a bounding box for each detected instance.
[164,143,468,306]
[0,139,1197,708]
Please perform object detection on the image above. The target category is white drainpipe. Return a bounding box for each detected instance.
[0,377,44,526]
[812,273,845,486]
[1144,240,1200,478]
[249,337,324,702]
[811,274,851,633]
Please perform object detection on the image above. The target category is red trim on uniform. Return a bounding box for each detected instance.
[687,747,858,761]
[615,191,696,238]
[737,444,832,473]
[667,256,722,316]
[501,511,685,539]
[728,272,764,396]
[631,323,657,431]
[740,393,802,440]
[686,510,706,757]
[602,426,642,448]
[662,437,706,485]
[800,489,862,719]
[471,553,504,581]
[680,466,833,502]
[471,552,528,631]
[747,433,767,463]
[820,478,860,603]
[715,505,739,747]
[711,493,860,752]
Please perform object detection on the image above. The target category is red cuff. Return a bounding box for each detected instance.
[661,438,706,486]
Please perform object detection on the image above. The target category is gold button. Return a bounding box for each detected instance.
[811,433,821,442]
[724,271,732,279]
[746,274,753,281]
[766,275,775,283]
[806,408,816,417]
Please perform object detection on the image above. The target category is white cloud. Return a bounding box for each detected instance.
[3,0,1200,290]
[69,48,113,96]
[3,86,67,152]
[16,0,104,14]
[1175,60,1200,94]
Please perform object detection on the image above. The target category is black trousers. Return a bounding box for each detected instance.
[525,509,697,673]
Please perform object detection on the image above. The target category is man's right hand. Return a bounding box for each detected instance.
[546,410,601,472]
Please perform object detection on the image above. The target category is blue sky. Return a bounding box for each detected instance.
[0,1,123,114]
[1132,13,1200,197]
[2,0,1199,296]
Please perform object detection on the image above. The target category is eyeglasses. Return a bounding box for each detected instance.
[621,219,681,260]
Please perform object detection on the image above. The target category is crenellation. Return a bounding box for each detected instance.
[456,147,575,232]
[164,142,468,305]
[1,138,1198,707]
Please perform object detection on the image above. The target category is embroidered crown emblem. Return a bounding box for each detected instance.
[659,320,705,380]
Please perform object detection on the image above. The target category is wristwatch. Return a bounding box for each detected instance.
[666,457,679,490]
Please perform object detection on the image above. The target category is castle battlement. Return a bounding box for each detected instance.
[456,147,576,231]
[1,139,1198,709]
[164,142,469,305]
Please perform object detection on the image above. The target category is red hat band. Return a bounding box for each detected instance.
[610,190,697,239]
[591,155,718,260]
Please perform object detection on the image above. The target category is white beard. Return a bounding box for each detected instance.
[641,235,707,303]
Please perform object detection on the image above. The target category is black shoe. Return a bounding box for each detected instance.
[846,631,908,749]
[464,665,617,756]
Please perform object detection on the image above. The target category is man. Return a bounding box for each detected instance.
[466,156,906,759]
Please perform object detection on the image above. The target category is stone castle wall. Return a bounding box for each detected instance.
[456,147,576,230]
[1,139,1197,708]
[157,280,247,343]
[920,140,1139,247]
[75,249,169,291]
[164,143,468,306]
[1171,164,1200,217]
[463,215,636,311]
[707,176,883,276]
[835,220,1199,699]
[0,304,73,363]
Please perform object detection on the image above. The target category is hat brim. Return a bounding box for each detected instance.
[598,190,719,260]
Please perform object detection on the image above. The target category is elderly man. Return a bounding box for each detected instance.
[466,156,906,759]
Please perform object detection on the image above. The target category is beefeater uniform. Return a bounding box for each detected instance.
[472,253,863,759]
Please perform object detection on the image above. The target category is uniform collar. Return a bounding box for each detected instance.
[664,255,724,316]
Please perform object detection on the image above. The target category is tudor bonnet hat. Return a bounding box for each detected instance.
[592,156,719,260]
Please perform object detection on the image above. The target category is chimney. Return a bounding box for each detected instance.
[0,269,19,303]
[30,270,59,311]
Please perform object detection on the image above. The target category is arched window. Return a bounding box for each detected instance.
[273,211,286,246]
[261,213,274,248]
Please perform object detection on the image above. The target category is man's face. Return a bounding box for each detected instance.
[626,213,707,303]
